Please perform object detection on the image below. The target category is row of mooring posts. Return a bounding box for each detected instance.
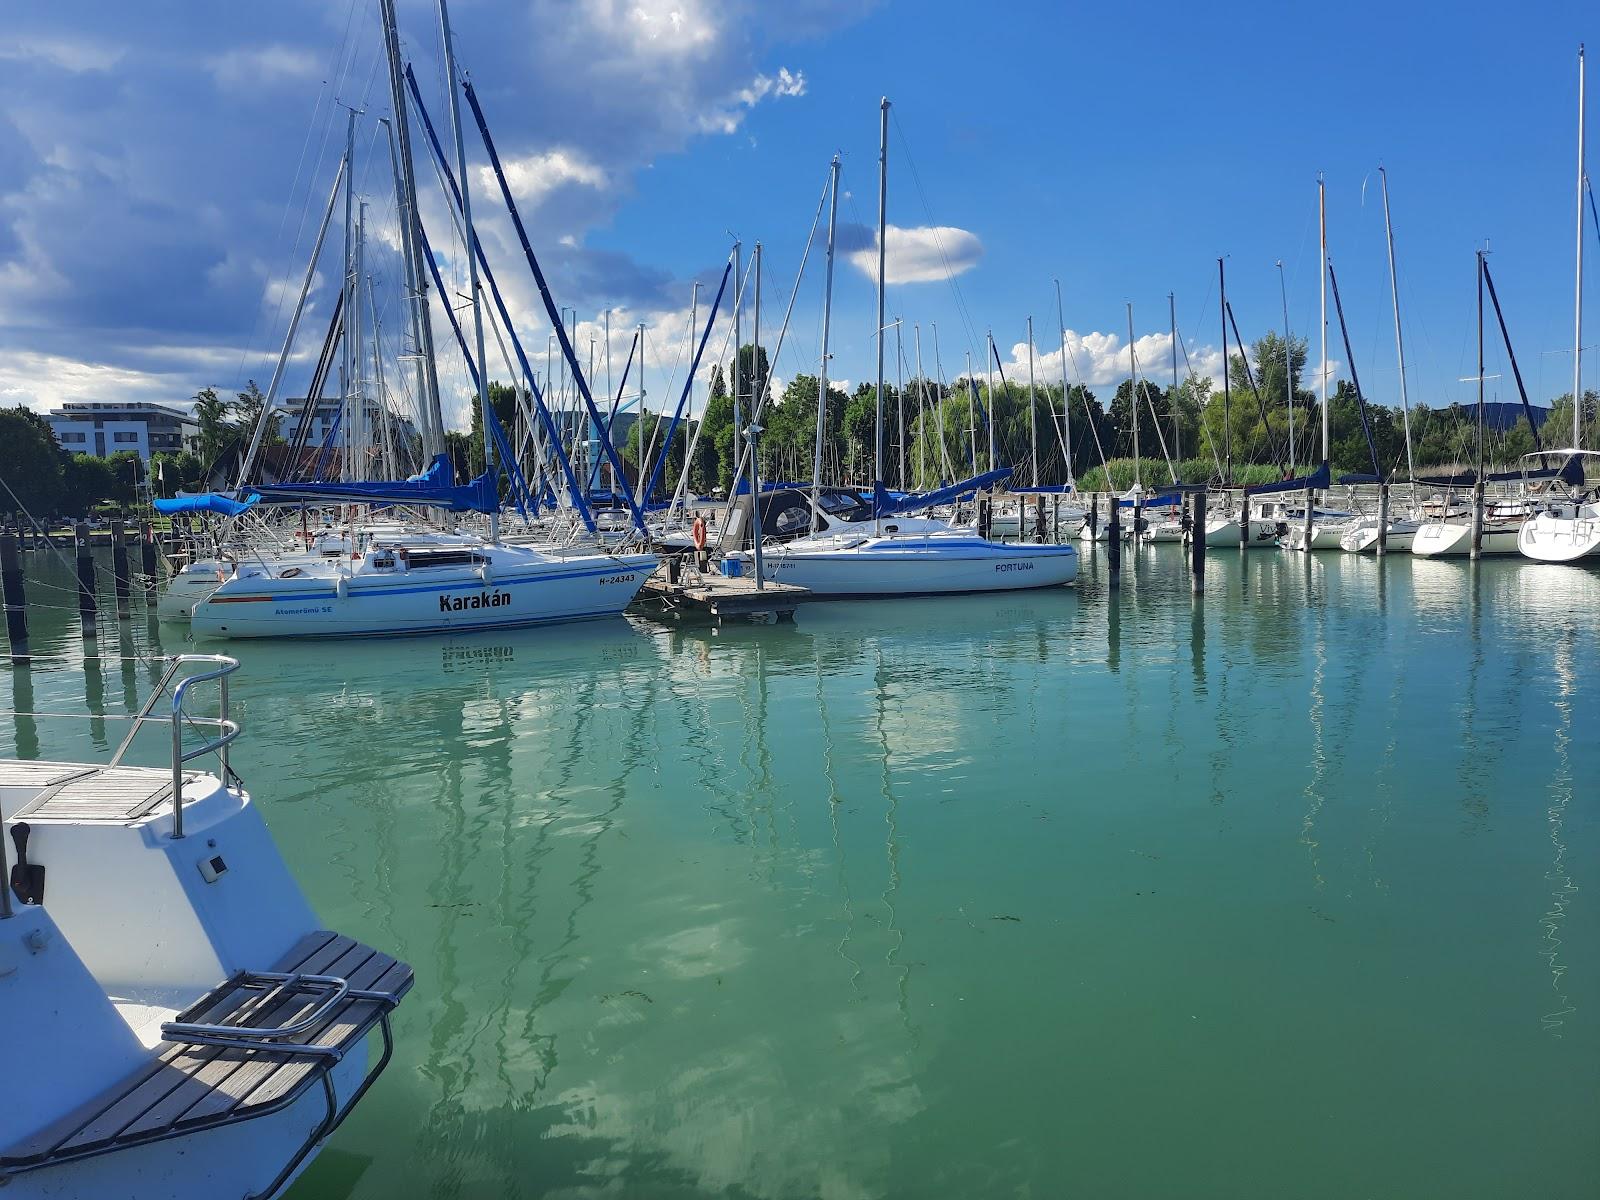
[2,521,162,664]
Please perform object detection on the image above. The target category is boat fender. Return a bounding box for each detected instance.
[478,563,493,585]
[336,574,349,601]
[692,516,707,550]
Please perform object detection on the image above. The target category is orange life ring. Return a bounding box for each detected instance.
[691,516,707,550]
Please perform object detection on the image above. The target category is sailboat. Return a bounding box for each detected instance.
[1520,45,1599,563]
[191,3,658,638]
[0,655,412,1198]
[729,100,1077,596]
[1282,184,1382,550]
[1342,167,1422,553]
[1412,250,1530,557]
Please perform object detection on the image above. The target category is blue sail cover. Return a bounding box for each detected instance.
[872,467,1013,517]
[1011,484,1078,494]
[249,465,500,514]
[153,493,259,517]
[1244,462,1331,496]
[1119,492,1183,508]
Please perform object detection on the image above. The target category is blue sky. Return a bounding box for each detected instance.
[0,0,1594,436]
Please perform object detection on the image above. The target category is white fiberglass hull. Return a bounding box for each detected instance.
[1200,518,1280,547]
[157,565,227,621]
[191,552,657,638]
[1410,521,1524,558]
[744,535,1078,596]
[1517,506,1600,562]
[1281,521,1352,551]
[1339,518,1420,554]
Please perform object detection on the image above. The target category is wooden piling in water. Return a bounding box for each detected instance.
[1051,495,1060,544]
[141,522,159,606]
[74,522,97,640]
[110,519,131,619]
[1376,484,1389,557]
[1,531,28,663]
[1191,491,1206,593]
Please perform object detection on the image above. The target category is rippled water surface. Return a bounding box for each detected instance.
[7,546,1598,1198]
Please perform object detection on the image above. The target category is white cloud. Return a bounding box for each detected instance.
[847,224,983,285]
[585,0,722,56]
[988,330,1226,391]
[0,350,183,412]
[698,67,809,134]
[483,148,609,207]
[206,45,319,89]
[0,38,124,73]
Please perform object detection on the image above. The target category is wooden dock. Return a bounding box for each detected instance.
[634,567,810,623]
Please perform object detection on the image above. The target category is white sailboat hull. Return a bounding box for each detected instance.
[744,535,1078,596]
[1339,518,1420,553]
[1517,506,1600,562]
[1410,521,1524,557]
[192,552,657,638]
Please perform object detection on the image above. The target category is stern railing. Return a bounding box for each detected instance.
[108,654,241,839]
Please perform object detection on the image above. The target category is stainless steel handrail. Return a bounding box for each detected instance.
[167,655,241,840]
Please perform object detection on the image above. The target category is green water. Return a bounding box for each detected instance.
[5,546,1597,1198]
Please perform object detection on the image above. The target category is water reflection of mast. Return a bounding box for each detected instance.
[816,653,863,992]
[1540,629,1577,1036]
[1299,561,1328,889]
[872,644,917,1040]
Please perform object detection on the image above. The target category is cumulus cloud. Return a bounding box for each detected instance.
[846,223,983,286]
[206,44,320,89]
[987,330,1226,391]
[697,67,809,134]
[0,38,124,73]
[0,350,184,410]
[483,148,609,206]
[0,1,863,427]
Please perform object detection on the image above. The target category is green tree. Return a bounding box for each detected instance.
[61,454,117,515]
[193,387,230,466]
[0,406,65,516]
[230,380,279,446]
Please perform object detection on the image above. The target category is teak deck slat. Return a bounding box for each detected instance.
[2,930,410,1171]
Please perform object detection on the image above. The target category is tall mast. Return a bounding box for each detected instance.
[1477,249,1486,473]
[1277,259,1294,474]
[1127,303,1140,492]
[1168,291,1179,465]
[378,0,443,461]
[1055,280,1074,490]
[340,107,358,483]
[1026,316,1038,486]
[1319,173,1330,466]
[437,0,495,539]
[894,319,905,488]
[235,156,346,488]
[874,97,890,491]
[732,239,742,501]
[913,323,926,488]
[1219,257,1231,484]
[979,339,992,473]
[1574,43,1587,448]
[966,350,977,470]
[352,200,369,481]
[811,156,841,530]
[1380,168,1415,480]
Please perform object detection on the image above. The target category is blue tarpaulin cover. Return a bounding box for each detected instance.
[152,493,259,517]
[872,467,1013,517]
[1244,462,1331,496]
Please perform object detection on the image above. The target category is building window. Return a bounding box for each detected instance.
[113,431,140,443]
[59,432,86,443]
